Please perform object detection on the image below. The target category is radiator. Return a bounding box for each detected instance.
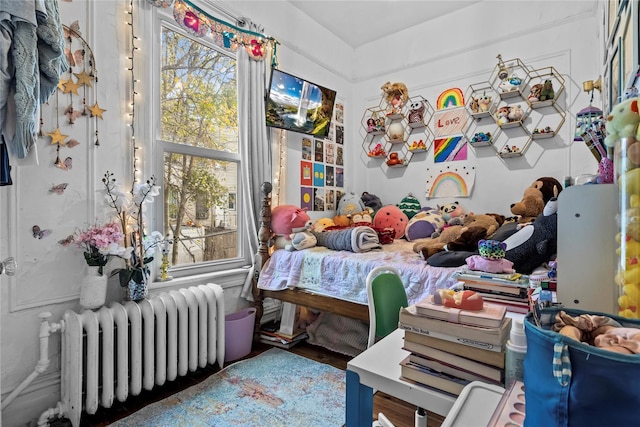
[61,283,225,426]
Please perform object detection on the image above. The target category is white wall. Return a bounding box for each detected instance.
[1,0,604,425]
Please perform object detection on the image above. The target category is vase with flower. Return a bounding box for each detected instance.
[74,221,130,309]
[99,171,169,302]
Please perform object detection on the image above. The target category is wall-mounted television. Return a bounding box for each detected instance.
[265,68,337,138]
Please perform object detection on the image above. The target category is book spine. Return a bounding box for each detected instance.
[413,306,504,328]
[398,322,503,352]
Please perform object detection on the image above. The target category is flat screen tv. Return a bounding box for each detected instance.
[266,68,337,138]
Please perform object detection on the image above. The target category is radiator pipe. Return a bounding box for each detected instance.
[37,401,66,426]
[0,312,64,410]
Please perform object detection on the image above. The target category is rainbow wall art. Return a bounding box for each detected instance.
[426,167,475,198]
[434,136,467,163]
[436,88,465,110]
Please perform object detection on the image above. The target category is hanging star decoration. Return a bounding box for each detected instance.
[62,77,81,95]
[47,128,68,146]
[88,102,106,119]
[57,78,68,91]
[74,70,93,87]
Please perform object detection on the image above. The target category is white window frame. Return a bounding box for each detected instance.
[143,3,251,279]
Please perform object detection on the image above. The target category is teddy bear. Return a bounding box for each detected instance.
[603,97,640,148]
[412,213,501,259]
[539,79,555,101]
[510,184,545,224]
[380,81,409,112]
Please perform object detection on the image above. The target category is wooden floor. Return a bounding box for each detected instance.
[81,339,444,427]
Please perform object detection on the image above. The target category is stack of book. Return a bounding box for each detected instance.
[259,327,308,349]
[454,269,531,314]
[398,297,510,396]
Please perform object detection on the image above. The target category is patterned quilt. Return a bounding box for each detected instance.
[257,240,463,305]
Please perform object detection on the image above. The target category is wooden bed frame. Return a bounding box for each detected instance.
[251,182,369,337]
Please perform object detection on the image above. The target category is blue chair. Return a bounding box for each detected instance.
[366,266,409,348]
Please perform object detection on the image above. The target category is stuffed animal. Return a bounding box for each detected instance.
[337,192,365,216]
[539,79,555,101]
[373,205,409,239]
[314,217,335,232]
[478,95,492,112]
[350,211,373,225]
[495,106,510,125]
[444,213,502,252]
[528,83,542,102]
[398,193,422,219]
[408,100,426,125]
[271,205,310,237]
[510,185,545,224]
[533,177,563,204]
[508,104,524,122]
[333,214,351,227]
[404,208,445,242]
[604,97,640,148]
[361,191,383,213]
[437,201,465,225]
[412,225,467,259]
[469,97,480,114]
[285,221,317,251]
[503,197,558,274]
[381,81,409,111]
[465,239,515,274]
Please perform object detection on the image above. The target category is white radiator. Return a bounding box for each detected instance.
[61,283,225,426]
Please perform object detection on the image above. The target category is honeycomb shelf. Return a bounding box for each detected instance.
[465,55,567,158]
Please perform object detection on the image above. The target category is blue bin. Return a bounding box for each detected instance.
[224,307,256,362]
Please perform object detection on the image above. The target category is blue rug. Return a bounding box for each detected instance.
[110,348,346,426]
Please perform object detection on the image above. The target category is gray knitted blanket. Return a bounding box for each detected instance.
[312,226,381,253]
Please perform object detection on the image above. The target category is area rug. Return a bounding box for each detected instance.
[110,348,346,426]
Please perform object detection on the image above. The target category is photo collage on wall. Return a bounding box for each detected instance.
[300,101,345,212]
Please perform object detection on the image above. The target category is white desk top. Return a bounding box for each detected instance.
[347,328,456,417]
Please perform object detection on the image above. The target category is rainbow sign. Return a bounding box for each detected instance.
[436,88,465,110]
[428,171,469,198]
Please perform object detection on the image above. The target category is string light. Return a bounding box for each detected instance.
[273,128,287,206]
[127,0,140,190]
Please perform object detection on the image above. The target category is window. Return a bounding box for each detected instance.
[155,16,245,272]
[228,192,236,210]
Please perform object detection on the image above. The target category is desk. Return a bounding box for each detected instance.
[346,328,456,427]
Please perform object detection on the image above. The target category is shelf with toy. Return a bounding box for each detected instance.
[494,103,529,129]
[493,124,532,159]
[490,55,531,101]
[526,66,565,110]
[466,82,498,120]
[408,138,429,152]
[526,101,566,140]
[361,107,387,136]
[406,95,434,129]
[469,131,495,147]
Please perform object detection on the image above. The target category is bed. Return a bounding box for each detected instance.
[251,182,464,335]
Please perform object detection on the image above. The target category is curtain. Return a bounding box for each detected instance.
[237,25,272,300]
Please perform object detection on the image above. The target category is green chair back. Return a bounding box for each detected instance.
[366,266,408,347]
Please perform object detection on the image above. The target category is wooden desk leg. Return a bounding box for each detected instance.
[346,369,373,427]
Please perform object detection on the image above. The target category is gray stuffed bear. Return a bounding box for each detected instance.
[503,197,558,274]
